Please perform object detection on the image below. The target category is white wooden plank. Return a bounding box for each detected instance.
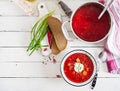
[0,17,38,31]
[0,46,103,61]
[0,16,60,31]
[0,61,120,78]
[0,63,60,77]
[55,47,104,63]
[0,48,45,62]
[0,78,119,91]
[0,32,105,46]
[0,32,29,46]
[0,0,27,16]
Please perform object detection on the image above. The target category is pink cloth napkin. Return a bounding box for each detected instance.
[98,0,120,74]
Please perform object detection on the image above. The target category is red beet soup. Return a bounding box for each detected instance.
[64,53,94,83]
[72,3,111,42]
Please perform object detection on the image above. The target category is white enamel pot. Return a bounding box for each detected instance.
[62,2,113,43]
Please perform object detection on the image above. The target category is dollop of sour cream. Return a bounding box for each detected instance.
[74,62,84,73]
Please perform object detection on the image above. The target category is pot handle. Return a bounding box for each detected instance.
[62,21,74,41]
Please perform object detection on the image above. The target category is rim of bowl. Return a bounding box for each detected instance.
[60,49,97,87]
[70,1,113,43]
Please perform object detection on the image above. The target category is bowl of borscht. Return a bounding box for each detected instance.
[61,50,97,86]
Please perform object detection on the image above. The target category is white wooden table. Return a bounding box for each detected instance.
[0,0,120,91]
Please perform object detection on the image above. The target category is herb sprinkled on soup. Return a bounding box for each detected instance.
[64,53,94,83]
[72,3,111,42]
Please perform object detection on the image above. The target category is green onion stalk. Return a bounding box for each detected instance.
[27,10,54,56]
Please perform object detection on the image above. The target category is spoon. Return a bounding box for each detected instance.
[98,51,107,62]
[98,0,114,19]
[91,50,107,89]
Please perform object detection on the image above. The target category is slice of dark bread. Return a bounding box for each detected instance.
[47,16,67,51]
[51,38,60,55]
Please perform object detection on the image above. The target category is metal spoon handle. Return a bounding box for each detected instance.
[58,1,72,18]
[91,73,98,89]
[98,0,114,19]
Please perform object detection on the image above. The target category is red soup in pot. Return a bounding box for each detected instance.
[72,3,111,42]
[64,53,94,83]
